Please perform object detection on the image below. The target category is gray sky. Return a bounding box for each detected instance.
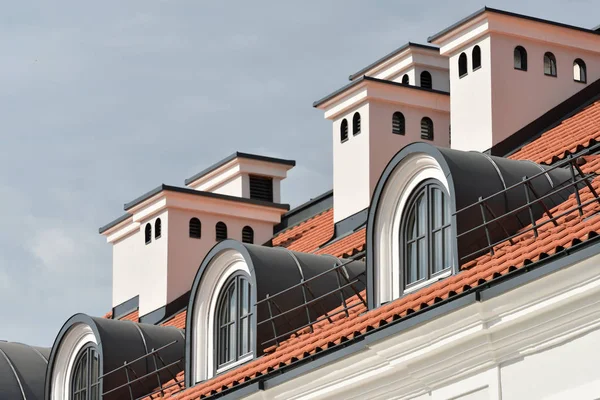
[1,1,597,347]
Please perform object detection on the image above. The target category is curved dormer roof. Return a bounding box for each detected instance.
[0,341,49,400]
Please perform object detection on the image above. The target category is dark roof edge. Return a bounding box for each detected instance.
[492,77,600,158]
[184,152,296,186]
[200,235,600,400]
[99,213,132,234]
[313,76,449,108]
[348,42,439,81]
[274,190,333,234]
[428,6,600,43]
[123,184,290,212]
[594,24,600,32]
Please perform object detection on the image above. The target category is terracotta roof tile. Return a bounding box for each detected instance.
[510,100,600,164]
[119,309,139,322]
[168,172,600,400]
[315,229,366,258]
[272,209,334,253]
[161,310,187,329]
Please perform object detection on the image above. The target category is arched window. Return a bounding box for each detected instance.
[401,74,409,84]
[514,46,527,71]
[472,45,481,70]
[420,117,434,140]
[401,180,452,288]
[216,222,228,241]
[340,119,348,142]
[544,52,557,77]
[215,274,252,370]
[71,344,100,400]
[145,223,152,244]
[392,112,405,135]
[189,218,201,239]
[420,71,432,89]
[352,112,361,136]
[155,218,162,239]
[458,52,468,77]
[573,58,587,83]
[242,226,254,244]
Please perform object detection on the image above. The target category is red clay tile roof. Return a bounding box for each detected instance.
[165,158,600,400]
[509,99,600,164]
[119,309,139,322]
[161,310,187,329]
[315,229,366,258]
[272,209,334,252]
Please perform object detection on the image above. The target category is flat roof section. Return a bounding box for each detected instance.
[184,152,296,186]
[428,7,600,43]
[348,42,439,81]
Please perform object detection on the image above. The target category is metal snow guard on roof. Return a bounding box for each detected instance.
[256,250,367,348]
[455,144,600,263]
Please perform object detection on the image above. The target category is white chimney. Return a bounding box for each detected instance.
[314,43,451,223]
[429,7,600,152]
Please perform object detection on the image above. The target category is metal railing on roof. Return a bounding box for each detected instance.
[256,250,367,348]
[454,143,600,263]
[99,340,185,400]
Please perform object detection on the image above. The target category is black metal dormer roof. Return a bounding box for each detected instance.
[0,341,49,400]
[366,142,575,308]
[45,314,185,400]
[184,239,366,387]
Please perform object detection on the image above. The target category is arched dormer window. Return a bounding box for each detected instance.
[544,52,557,77]
[70,344,100,400]
[392,112,405,135]
[352,112,361,136]
[340,119,348,142]
[472,45,481,70]
[242,226,254,244]
[420,71,432,89]
[401,74,409,85]
[420,117,434,141]
[144,223,152,244]
[216,222,227,241]
[215,273,252,371]
[155,218,162,239]
[401,180,452,290]
[514,46,527,71]
[189,217,201,239]
[458,52,468,77]
[573,58,587,83]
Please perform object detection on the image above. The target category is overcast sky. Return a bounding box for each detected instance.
[1,1,598,347]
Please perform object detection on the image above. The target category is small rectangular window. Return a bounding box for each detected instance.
[249,175,273,202]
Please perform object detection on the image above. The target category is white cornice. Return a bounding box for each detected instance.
[241,251,600,400]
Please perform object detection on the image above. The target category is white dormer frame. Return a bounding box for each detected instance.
[190,248,253,383]
[371,152,451,305]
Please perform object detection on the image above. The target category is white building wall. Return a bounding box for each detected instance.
[414,66,451,92]
[166,208,274,306]
[449,36,494,152]
[332,103,371,223]
[368,99,450,196]
[112,212,169,315]
[490,33,600,146]
[208,175,244,198]
[500,325,600,399]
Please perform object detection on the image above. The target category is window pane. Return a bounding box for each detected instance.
[229,284,236,323]
[240,317,249,355]
[417,194,426,236]
[407,242,417,283]
[406,205,417,240]
[444,227,452,270]
[433,231,443,273]
[228,321,236,362]
[443,193,450,225]
[432,189,442,228]
[219,326,228,364]
[418,238,427,280]
[240,279,249,316]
